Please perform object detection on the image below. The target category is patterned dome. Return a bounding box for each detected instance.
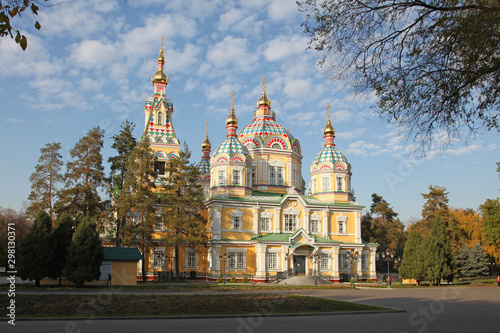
[213,136,250,158]
[312,145,348,166]
[195,158,210,177]
[239,115,296,150]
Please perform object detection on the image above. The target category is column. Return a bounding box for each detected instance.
[213,206,222,240]
[255,244,267,279]
[323,209,329,238]
[274,207,280,233]
[370,250,377,280]
[304,208,310,233]
[355,211,362,243]
[253,206,260,238]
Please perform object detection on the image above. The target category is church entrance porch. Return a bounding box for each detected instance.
[293,255,306,275]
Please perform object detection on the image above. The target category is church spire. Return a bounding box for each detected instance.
[151,37,168,85]
[202,120,212,151]
[257,76,271,108]
[226,91,238,137]
[324,103,336,146]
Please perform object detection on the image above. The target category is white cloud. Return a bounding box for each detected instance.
[286,111,321,127]
[69,40,117,69]
[268,0,299,21]
[336,128,367,140]
[4,118,26,123]
[264,35,309,61]
[346,140,381,156]
[332,110,352,123]
[184,78,199,92]
[206,36,258,72]
[283,78,314,99]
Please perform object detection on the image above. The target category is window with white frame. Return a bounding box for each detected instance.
[284,214,297,232]
[269,166,276,184]
[322,176,330,192]
[277,167,284,185]
[152,249,165,268]
[261,217,271,231]
[246,170,251,187]
[237,252,245,269]
[338,214,347,234]
[157,111,163,125]
[227,251,246,270]
[320,253,330,270]
[361,254,368,270]
[233,216,242,230]
[232,170,240,185]
[227,252,236,269]
[337,177,343,191]
[312,178,317,194]
[186,251,196,268]
[311,219,320,233]
[155,220,165,230]
[218,170,226,185]
[268,252,278,269]
[338,253,347,270]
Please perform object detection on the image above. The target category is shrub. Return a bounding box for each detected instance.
[216,277,223,283]
[243,276,249,283]
[366,279,373,283]
[230,277,237,283]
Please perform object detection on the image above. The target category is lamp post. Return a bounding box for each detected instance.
[285,253,290,277]
[346,250,360,287]
[381,250,400,288]
[219,253,227,284]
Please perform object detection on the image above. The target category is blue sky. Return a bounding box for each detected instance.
[0,0,498,223]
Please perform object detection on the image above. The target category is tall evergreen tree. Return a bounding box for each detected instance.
[65,217,104,287]
[18,211,55,287]
[399,231,426,285]
[26,142,63,220]
[117,140,157,282]
[0,207,30,265]
[423,217,454,285]
[456,242,489,278]
[413,185,463,253]
[51,215,74,286]
[159,144,208,280]
[57,127,105,219]
[108,120,137,247]
[480,198,500,261]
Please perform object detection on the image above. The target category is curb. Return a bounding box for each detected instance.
[5,309,406,321]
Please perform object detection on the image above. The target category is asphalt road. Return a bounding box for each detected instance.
[2,286,499,333]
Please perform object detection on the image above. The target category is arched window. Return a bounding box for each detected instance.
[157,111,163,125]
[271,143,281,149]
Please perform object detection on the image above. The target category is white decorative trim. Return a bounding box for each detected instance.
[283,206,300,215]
[245,195,281,202]
[226,247,248,253]
[232,208,244,217]
[310,212,322,220]
[260,210,273,218]
[267,248,282,253]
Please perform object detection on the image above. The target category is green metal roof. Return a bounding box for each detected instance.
[103,247,143,261]
[251,231,342,244]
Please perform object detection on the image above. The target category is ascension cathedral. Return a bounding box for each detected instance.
[135,42,377,283]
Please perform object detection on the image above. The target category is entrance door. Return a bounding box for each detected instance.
[294,255,306,275]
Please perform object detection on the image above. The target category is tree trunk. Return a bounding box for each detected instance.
[174,243,179,281]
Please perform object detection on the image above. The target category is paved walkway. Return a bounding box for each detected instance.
[3,286,500,333]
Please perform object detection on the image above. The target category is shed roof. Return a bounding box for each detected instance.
[103,247,143,261]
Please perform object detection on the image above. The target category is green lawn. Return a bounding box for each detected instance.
[7,294,390,317]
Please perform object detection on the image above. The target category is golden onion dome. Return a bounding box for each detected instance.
[226,108,238,126]
[324,104,335,136]
[226,91,238,126]
[201,121,212,150]
[151,41,168,84]
[257,91,271,108]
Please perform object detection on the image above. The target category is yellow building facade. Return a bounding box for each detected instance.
[138,44,377,283]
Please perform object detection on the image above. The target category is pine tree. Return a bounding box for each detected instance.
[456,242,489,278]
[416,185,463,253]
[117,140,157,282]
[158,144,208,280]
[26,142,63,220]
[51,215,74,286]
[18,211,56,287]
[423,217,455,285]
[108,120,137,247]
[57,127,106,219]
[65,217,104,287]
[399,231,426,285]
